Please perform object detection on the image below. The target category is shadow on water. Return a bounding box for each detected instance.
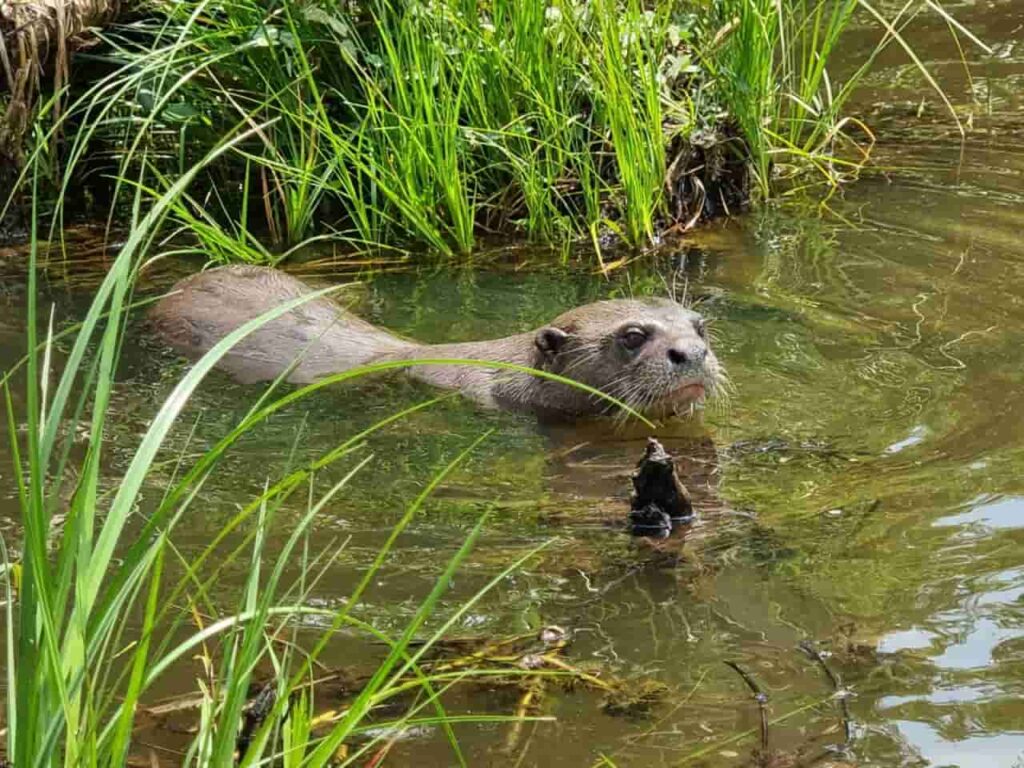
[3,4,1024,765]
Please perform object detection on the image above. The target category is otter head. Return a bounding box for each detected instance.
[532,298,723,417]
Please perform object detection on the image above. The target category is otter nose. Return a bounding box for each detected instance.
[667,344,707,368]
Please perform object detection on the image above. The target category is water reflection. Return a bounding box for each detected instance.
[886,425,929,455]
[936,496,1024,532]
[876,487,1024,764]
[891,722,1024,768]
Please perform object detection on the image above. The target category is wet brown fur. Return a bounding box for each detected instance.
[150,265,723,418]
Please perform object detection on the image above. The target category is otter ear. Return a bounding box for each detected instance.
[535,327,569,359]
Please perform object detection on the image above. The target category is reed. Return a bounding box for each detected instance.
[704,0,980,198]
[3,0,976,256]
[0,137,575,764]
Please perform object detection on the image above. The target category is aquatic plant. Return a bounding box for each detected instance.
[0,125,672,761]
[0,137,574,764]
[3,0,979,255]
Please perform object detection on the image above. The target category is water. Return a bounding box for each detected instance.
[4,5,1024,766]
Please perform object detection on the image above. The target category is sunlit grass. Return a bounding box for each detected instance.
[1,124,663,761]
[704,0,986,198]
[7,0,978,257]
[0,136,588,764]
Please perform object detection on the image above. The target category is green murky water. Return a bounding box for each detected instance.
[4,4,1024,766]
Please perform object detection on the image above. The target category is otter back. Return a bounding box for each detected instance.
[149,265,412,384]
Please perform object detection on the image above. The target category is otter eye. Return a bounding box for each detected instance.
[620,328,648,350]
[695,319,707,339]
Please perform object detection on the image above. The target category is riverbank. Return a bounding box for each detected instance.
[1,0,973,257]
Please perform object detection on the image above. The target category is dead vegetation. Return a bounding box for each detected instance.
[0,0,118,160]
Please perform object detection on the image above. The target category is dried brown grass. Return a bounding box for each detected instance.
[0,0,118,159]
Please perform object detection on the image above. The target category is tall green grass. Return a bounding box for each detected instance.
[6,0,979,257]
[1,123,654,760]
[705,0,984,197]
[0,139,575,764]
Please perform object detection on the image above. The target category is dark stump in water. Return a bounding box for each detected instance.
[236,682,277,760]
[628,438,694,538]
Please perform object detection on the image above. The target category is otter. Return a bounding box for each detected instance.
[150,265,723,418]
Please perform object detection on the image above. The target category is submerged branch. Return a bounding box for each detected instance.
[799,640,853,748]
[724,660,770,754]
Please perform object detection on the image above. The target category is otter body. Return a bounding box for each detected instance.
[150,266,722,418]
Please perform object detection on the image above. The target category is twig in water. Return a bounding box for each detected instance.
[724,660,769,754]
[799,640,853,746]
[505,679,545,754]
[236,682,277,761]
